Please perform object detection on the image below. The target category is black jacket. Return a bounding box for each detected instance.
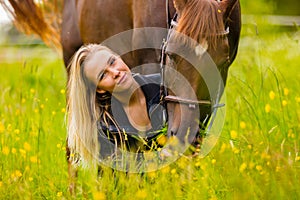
[97,73,167,157]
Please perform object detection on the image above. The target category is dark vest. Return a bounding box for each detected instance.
[97,73,166,158]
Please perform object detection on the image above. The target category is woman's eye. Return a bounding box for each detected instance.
[99,72,107,80]
[109,57,116,66]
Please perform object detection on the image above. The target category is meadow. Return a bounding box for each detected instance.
[0,24,299,199]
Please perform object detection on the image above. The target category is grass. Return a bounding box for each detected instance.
[0,26,299,199]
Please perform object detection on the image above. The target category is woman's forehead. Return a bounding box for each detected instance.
[90,50,113,66]
[84,50,113,83]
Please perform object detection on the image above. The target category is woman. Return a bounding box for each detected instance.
[66,44,166,166]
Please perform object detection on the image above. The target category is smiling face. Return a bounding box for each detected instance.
[84,49,134,94]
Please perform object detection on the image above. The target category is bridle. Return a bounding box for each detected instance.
[160,0,229,109]
[159,0,228,132]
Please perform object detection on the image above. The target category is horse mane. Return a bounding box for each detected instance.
[1,0,62,50]
[176,0,226,50]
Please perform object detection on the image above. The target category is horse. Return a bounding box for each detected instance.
[1,0,241,193]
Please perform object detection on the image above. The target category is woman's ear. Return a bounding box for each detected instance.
[173,0,188,14]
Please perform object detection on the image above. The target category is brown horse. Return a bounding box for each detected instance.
[1,0,241,193]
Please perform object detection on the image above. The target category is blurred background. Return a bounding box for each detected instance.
[0,0,300,46]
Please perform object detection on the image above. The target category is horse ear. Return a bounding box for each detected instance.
[173,0,188,13]
[219,0,239,21]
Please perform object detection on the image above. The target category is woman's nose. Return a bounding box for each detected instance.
[108,68,120,78]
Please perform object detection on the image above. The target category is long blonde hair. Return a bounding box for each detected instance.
[66,44,118,167]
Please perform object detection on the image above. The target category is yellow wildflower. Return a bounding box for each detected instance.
[195,161,201,167]
[265,104,271,113]
[211,159,216,164]
[168,136,179,146]
[30,88,35,94]
[232,147,240,154]
[93,191,106,200]
[40,104,44,109]
[171,168,177,174]
[15,109,20,115]
[0,181,2,187]
[230,130,238,139]
[269,90,275,100]
[295,156,300,161]
[30,156,38,163]
[239,162,247,173]
[28,177,33,182]
[14,129,20,134]
[296,97,300,103]
[60,89,66,94]
[61,108,66,113]
[282,100,288,107]
[147,171,157,179]
[157,135,167,146]
[15,170,22,178]
[136,189,147,199]
[57,192,63,197]
[256,165,262,171]
[19,148,26,156]
[24,142,31,152]
[161,166,170,174]
[11,148,16,154]
[239,121,246,129]
[2,146,10,155]
[283,88,289,96]
[0,122,4,133]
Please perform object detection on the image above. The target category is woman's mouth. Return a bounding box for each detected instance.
[117,73,126,85]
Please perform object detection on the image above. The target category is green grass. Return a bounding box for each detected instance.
[0,27,300,199]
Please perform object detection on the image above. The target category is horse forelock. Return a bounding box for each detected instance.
[176,0,225,50]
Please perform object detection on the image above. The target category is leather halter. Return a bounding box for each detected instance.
[160,1,229,110]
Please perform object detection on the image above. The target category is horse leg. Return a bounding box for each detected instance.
[66,143,78,195]
[61,0,83,71]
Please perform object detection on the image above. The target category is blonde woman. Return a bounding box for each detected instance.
[66,44,166,167]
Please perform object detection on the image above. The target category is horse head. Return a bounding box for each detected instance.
[164,0,240,149]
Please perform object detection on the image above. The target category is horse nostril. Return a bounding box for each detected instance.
[170,127,178,136]
[171,130,175,136]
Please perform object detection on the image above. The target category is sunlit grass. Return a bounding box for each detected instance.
[0,27,299,199]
